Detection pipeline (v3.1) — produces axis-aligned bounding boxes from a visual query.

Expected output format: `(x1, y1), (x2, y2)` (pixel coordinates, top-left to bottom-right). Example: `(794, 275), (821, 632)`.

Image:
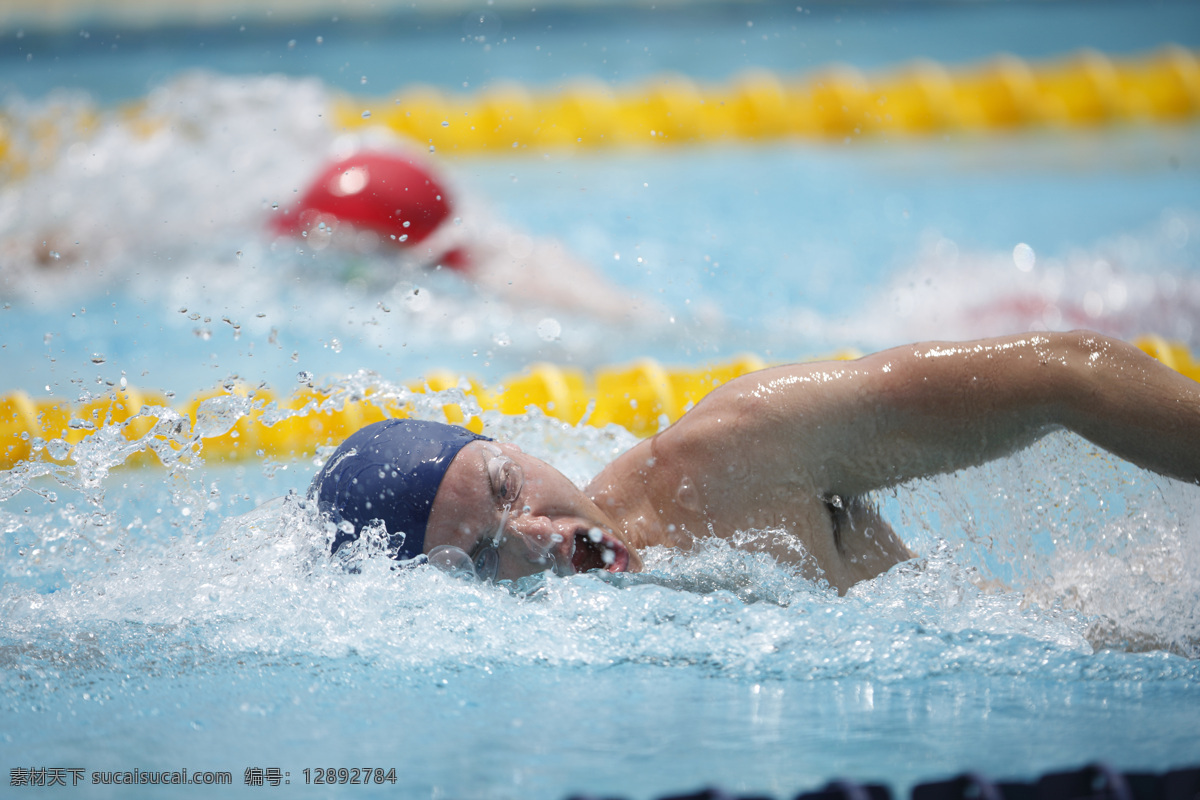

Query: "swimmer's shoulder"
(584, 432), (695, 551)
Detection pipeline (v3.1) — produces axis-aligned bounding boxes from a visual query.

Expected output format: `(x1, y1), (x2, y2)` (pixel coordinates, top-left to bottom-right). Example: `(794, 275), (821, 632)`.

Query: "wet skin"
(425, 331), (1200, 593)
(423, 441), (641, 582)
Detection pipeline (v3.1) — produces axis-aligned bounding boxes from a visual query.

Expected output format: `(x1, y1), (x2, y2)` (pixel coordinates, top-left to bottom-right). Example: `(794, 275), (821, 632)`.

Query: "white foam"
(3, 395), (1197, 686)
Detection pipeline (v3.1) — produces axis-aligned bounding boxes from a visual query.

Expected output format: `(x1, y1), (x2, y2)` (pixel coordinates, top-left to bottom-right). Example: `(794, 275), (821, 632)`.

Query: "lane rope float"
(1, 336), (1196, 470)
(1, 46), (1197, 183)
(332, 46), (1200, 152)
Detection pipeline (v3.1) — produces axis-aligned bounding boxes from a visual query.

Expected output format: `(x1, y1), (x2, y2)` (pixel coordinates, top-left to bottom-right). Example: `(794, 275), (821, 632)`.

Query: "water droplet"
(297, 370), (313, 384)
(536, 317), (561, 342)
(428, 145), (436, 153)
(442, 120), (449, 127)
(90, 353), (106, 364)
(46, 439), (71, 460)
(330, 339), (342, 353)
(287, 39), (297, 49)
(361, 110), (372, 119)
(1013, 242), (1035, 272)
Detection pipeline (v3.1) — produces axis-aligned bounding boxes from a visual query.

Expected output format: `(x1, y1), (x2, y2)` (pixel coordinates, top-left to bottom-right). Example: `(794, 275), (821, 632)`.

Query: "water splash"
(822, 210), (1200, 348)
(887, 432), (1200, 658)
(3, 390), (1198, 711)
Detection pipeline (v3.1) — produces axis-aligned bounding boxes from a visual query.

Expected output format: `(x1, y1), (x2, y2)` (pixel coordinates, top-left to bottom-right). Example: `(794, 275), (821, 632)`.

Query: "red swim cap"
(275, 151), (452, 248)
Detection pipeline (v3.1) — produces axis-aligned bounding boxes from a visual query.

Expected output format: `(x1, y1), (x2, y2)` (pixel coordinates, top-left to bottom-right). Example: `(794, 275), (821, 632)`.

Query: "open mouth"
(571, 528), (630, 574)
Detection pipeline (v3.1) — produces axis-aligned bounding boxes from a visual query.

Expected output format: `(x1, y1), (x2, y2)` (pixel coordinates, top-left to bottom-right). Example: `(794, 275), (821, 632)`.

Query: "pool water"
(2, 2), (1199, 798)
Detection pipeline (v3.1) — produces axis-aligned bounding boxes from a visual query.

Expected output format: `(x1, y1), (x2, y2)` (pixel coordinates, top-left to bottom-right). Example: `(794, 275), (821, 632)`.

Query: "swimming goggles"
(426, 448), (558, 582)
(426, 503), (508, 581)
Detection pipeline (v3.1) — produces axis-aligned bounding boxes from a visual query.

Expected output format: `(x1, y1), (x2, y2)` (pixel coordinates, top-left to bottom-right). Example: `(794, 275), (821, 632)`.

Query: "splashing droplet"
(46, 438), (72, 460)
(536, 318), (561, 342)
(1013, 242), (1036, 272)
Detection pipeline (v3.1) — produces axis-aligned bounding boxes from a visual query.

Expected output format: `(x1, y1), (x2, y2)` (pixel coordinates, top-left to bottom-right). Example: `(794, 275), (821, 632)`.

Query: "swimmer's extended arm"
(683, 330), (1200, 497)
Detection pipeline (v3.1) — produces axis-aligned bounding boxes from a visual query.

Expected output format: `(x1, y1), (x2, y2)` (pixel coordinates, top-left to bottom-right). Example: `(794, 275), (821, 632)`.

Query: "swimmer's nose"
(507, 513), (552, 545)
(506, 514), (571, 560)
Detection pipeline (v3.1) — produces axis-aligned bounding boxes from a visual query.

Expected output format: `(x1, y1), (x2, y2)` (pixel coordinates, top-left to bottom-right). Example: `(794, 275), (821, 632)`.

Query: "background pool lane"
(2, 1), (1199, 400)
(2, 122), (1198, 399)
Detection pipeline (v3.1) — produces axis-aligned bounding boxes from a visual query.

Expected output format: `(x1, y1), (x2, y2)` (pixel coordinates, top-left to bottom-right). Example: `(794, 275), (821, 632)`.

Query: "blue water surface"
(2, 2), (1199, 799)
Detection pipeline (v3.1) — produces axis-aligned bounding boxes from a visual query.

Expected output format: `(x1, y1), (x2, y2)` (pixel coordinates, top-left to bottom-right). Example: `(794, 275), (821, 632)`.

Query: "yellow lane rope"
(1, 47), (1197, 183)
(332, 46), (1200, 152)
(1, 336), (1197, 470)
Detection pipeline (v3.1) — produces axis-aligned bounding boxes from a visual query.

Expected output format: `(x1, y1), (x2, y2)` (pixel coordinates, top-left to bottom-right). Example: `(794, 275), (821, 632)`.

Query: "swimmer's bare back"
(586, 331), (1200, 593)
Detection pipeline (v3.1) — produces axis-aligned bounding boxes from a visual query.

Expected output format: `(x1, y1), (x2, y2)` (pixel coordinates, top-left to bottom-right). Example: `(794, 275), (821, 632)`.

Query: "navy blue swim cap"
(310, 418), (491, 560)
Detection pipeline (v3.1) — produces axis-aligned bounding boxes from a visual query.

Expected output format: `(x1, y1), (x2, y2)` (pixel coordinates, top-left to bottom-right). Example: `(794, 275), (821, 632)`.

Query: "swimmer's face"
(424, 441), (642, 582)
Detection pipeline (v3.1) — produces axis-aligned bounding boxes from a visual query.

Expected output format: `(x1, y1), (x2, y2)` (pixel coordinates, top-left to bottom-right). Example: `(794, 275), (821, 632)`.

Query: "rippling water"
(3, 381), (1198, 797)
(3, 8), (1200, 797)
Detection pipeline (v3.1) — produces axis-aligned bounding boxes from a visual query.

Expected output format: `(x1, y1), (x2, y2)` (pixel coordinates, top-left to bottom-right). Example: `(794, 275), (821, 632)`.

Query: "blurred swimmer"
(310, 330), (1200, 593)
(274, 150), (656, 322)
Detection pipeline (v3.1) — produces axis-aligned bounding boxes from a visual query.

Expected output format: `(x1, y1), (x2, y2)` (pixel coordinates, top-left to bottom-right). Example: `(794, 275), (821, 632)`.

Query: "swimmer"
(310, 330), (1200, 593)
(275, 150), (659, 322)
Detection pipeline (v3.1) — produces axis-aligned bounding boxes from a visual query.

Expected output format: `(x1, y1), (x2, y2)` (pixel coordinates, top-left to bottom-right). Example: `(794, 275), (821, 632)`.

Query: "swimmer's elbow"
(996, 329), (1121, 429)
(1046, 330), (1154, 423)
